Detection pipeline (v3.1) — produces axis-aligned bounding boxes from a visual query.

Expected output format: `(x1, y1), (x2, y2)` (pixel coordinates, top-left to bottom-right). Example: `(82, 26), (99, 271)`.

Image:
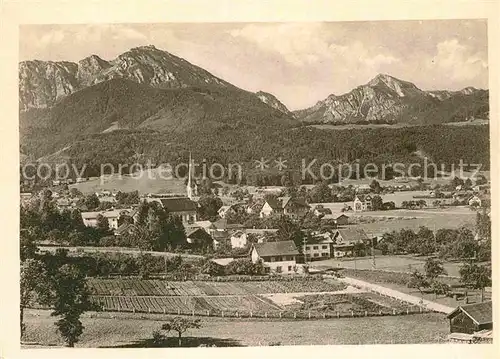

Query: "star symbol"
(254, 157), (269, 171)
(274, 157), (288, 171)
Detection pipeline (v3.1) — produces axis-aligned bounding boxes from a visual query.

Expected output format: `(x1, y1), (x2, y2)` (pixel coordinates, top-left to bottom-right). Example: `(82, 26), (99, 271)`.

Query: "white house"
(353, 195), (372, 212)
(81, 209), (129, 230)
(251, 240), (301, 274)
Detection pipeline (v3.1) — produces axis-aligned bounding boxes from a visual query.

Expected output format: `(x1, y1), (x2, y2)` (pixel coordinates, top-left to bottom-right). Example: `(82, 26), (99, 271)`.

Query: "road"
(332, 275), (454, 314)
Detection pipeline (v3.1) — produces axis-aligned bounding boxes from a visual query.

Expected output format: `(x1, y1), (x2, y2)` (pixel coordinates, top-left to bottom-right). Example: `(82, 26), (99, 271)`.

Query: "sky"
(19, 20), (488, 110)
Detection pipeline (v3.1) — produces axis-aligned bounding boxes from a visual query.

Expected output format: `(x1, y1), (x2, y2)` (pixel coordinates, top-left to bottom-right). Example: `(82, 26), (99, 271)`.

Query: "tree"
(371, 195), (384, 211)
(407, 270), (429, 299)
(51, 264), (95, 347)
(476, 210), (491, 241)
(20, 259), (52, 338)
(83, 193), (100, 211)
(276, 216), (304, 253)
(307, 181), (333, 203)
(197, 195), (223, 221)
(369, 179), (382, 194)
(416, 226), (436, 256)
(459, 263), (491, 302)
(96, 214), (111, 236)
(161, 317), (201, 347)
(464, 178), (473, 189)
(424, 258), (447, 280)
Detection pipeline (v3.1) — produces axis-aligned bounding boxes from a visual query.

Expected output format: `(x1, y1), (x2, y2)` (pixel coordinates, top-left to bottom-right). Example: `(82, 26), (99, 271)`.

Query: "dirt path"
(334, 276), (454, 314)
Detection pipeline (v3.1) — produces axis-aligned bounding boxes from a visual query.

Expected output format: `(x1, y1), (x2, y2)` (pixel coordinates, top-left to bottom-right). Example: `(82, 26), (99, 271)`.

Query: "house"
(251, 240), (300, 274)
(81, 209), (130, 230)
(303, 237), (333, 261)
(323, 213), (349, 226)
(259, 197), (282, 217)
(246, 200), (264, 214)
(447, 301), (492, 335)
(230, 230), (248, 248)
(279, 196), (310, 217)
(331, 228), (369, 257)
(156, 197), (198, 224)
(353, 195), (372, 212)
(312, 205), (332, 217)
(186, 227), (213, 250)
(259, 197), (309, 218)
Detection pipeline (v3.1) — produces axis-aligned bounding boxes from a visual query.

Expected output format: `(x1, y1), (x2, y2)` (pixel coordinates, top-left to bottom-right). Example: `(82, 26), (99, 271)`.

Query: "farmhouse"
(259, 196), (309, 218)
(331, 228), (369, 257)
(447, 301), (492, 336)
(353, 195), (372, 212)
(81, 209), (129, 230)
(251, 240), (300, 274)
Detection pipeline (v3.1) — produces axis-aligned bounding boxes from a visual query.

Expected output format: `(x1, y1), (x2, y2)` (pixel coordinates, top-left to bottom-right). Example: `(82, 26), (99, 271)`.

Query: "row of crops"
(87, 278), (347, 296)
(90, 295), (281, 313)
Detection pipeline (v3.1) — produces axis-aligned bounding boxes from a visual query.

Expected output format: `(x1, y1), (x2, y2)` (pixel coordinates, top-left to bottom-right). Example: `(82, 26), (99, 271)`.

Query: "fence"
(88, 297), (429, 320)
(89, 306), (429, 320)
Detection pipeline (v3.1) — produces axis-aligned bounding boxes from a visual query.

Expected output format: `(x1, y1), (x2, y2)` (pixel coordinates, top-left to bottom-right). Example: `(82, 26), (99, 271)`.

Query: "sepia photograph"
(2, 0), (497, 355)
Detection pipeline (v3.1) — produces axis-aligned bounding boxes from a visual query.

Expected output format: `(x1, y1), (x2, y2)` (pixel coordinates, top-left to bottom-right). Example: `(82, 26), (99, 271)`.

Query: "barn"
(447, 301), (492, 334)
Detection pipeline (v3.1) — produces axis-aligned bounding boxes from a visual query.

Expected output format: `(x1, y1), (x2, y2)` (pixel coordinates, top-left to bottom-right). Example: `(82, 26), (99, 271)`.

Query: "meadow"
(22, 309), (450, 347)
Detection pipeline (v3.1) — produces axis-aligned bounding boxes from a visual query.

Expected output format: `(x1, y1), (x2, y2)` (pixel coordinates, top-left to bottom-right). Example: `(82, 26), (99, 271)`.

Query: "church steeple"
(186, 152), (193, 200)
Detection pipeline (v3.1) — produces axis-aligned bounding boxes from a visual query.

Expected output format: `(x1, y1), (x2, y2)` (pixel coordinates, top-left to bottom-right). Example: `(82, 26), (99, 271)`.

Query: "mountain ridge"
(294, 73), (489, 124)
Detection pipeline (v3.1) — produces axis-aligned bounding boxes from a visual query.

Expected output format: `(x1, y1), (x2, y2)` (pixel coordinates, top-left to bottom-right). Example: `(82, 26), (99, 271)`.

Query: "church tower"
(186, 152), (193, 200)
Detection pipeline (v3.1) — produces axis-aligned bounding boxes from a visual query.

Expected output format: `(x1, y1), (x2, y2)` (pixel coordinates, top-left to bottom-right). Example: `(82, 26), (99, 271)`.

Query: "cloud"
(229, 23), (400, 71)
(429, 39), (488, 81)
(39, 30), (65, 46)
(75, 24), (147, 43)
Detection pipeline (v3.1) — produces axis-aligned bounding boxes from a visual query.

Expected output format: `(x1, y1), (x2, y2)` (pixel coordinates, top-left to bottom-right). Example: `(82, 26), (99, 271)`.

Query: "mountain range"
(19, 45), (489, 167)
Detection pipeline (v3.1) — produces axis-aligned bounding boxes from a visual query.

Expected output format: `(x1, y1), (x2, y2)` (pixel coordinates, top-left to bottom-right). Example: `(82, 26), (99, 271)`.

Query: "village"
(19, 158), (493, 346)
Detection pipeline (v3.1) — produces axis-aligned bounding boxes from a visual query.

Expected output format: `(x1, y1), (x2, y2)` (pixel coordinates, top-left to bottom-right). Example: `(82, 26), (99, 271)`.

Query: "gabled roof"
(323, 213), (349, 220)
(159, 197), (197, 212)
(81, 209), (127, 219)
(186, 227), (209, 238)
(335, 228), (369, 244)
(447, 301), (492, 325)
(355, 194), (372, 202)
(264, 197), (282, 210)
(253, 240), (299, 257)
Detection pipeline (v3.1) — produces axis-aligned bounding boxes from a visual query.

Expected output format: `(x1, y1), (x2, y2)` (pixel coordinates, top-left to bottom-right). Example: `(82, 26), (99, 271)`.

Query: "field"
(349, 207), (476, 238)
(87, 278), (347, 296)
(23, 309), (450, 347)
(87, 278), (353, 315)
(311, 255), (464, 277)
(69, 168), (186, 195)
(85, 278), (425, 317)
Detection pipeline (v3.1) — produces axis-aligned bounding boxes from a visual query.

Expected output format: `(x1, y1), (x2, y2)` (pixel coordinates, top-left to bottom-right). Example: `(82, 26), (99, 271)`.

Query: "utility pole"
(303, 236), (308, 265)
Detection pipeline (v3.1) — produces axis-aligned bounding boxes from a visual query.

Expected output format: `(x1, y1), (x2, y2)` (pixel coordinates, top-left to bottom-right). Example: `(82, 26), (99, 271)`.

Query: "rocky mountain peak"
(255, 91), (293, 116)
